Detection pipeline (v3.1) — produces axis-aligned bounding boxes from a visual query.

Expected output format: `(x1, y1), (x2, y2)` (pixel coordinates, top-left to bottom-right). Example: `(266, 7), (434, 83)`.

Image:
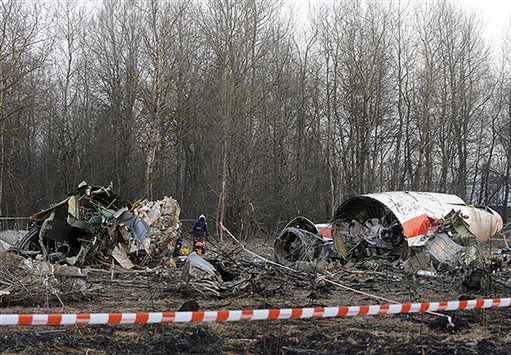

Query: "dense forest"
(0, 0), (511, 236)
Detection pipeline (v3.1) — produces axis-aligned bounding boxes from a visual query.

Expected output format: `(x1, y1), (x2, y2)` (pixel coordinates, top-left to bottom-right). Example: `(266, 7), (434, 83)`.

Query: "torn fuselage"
(331, 192), (502, 285)
(332, 192), (502, 247)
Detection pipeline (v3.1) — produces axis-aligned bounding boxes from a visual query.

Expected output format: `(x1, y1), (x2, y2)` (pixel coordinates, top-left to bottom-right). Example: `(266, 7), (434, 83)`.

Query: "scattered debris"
(0, 252), (87, 306)
(3, 185), (511, 355)
(11, 183), (180, 269)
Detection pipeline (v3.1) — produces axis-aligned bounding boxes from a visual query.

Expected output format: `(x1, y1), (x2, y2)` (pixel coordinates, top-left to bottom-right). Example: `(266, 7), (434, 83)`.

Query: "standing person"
(191, 214), (209, 255)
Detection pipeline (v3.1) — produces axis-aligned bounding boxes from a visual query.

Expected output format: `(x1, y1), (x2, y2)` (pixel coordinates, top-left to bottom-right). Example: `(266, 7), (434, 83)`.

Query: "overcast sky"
(289, 0), (511, 54)
(79, 0), (511, 56)
(460, 0), (511, 47)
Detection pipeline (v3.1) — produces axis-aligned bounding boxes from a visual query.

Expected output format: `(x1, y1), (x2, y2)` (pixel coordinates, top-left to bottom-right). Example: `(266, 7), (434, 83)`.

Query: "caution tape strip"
(1, 298), (509, 326)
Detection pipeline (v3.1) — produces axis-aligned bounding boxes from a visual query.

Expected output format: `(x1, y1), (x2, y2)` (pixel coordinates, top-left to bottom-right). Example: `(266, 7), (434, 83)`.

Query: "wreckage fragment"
(0, 230), (25, 252)
(180, 252), (252, 297)
(112, 243), (135, 269)
(332, 192), (502, 248)
(14, 183), (146, 267)
(330, 192), (503, 289)
(138, 196), (181, 257)
(274, 217), (329, 265)
(331, 192), (502, 256)
(12, 183), (181, 270)
(181, 252), (224, 297)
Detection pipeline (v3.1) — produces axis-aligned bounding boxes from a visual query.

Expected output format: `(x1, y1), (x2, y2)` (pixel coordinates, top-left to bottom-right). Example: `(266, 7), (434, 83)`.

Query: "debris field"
(1, 186), (511, 354)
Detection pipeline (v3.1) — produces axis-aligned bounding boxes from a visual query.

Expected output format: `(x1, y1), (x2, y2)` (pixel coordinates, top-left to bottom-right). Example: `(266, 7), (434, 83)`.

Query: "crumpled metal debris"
(13, 183), (144, 267)
(136, 196), (181, 257)
(332, 192), (502, 247)
(180, 252), (253, 298)
(181, 252), (225, 297)
(112, 243), (135, 270)
(0, 238), (11, 252)
(12, 183), (181, 270)
(274, 217), (330, 265)
(424, 233), (464, 265)
(403, 252), (435, 274)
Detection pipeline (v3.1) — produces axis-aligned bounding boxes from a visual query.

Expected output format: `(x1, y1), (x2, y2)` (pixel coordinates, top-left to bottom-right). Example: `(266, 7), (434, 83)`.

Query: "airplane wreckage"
(2, 185), (504, 295)
(274, 192), (503, 290)
(11, 183), (180, 269)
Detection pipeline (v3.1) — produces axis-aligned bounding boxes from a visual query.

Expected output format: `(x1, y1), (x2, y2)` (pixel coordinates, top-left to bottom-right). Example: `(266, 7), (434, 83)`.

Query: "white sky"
(459, 0), (511, 47)
(79, 0), (511, 46)
(290, 0), (511, 53)
(78, 0), (511, 56)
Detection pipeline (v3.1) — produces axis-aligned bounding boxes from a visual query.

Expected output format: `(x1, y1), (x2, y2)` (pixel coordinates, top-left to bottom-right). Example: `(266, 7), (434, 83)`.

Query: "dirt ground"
(2, 237), (511, 354)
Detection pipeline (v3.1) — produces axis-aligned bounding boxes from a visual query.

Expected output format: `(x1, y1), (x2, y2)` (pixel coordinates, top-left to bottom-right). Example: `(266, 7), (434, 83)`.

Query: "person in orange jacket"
(191, 214), (209, 255)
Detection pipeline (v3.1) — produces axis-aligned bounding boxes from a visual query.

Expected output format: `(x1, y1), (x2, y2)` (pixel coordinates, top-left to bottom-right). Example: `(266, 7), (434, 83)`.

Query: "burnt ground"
(2, 237), (511, 354)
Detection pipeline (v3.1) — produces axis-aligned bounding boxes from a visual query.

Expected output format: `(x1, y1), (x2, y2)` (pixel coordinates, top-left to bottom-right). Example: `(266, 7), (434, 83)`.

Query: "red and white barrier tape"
(1, 298), (509, 326)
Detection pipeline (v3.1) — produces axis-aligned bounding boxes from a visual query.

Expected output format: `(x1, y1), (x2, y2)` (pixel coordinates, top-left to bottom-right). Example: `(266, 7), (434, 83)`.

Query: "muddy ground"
(2, 237), (511, 354)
